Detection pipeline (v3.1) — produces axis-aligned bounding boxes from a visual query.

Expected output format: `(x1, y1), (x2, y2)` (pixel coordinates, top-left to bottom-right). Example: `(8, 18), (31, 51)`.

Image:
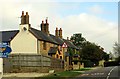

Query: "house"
(0, 30), (18, 44)
(49, 28), (79, 60)
(0, 11), (79, 67)
(49, 28), (65, 59)
(0, 11), (81, 71)
(11, 11), (58, 55)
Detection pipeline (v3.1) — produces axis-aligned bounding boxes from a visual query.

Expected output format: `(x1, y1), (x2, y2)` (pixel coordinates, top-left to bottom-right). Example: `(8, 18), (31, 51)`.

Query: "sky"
(0, 0), (118, 53)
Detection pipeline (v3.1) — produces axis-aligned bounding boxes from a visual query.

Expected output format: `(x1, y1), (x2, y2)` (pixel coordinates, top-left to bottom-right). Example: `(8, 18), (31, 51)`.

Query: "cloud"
(0, 1), (56, 31)
(0, 1), (118, 52)
(88, 5), (104, 14)
(53, 13), (118, 52)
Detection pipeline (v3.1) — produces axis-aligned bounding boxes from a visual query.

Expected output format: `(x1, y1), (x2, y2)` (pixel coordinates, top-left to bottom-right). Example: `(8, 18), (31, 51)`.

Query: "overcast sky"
(0, 0), (118, 53)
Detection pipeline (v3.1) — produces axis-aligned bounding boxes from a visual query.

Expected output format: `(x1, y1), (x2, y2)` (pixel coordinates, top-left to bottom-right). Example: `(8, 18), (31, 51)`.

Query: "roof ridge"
(30, 27), (40, 31)
(30, 28), (58, 44)
(0, 30), (19, 32)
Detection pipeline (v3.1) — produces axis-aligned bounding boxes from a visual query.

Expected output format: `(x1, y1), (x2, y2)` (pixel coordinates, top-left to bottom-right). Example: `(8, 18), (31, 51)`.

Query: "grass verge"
(73, 68), (92, 71)
(35, 71), (81, 79)
(34, 68), (92, 79)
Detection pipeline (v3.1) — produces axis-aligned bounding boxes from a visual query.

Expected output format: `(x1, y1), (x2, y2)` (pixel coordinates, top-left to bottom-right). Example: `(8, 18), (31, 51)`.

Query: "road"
(2, 66), (119, 79)
(73, 66), (119, 79)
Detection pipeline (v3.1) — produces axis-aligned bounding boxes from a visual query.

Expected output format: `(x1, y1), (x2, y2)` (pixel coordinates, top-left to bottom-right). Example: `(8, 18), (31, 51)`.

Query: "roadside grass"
(34, 71), (81, 79)
(34, 68), (92, 79)
(73, 68), (92, 71)
(47, 70), (82, 77)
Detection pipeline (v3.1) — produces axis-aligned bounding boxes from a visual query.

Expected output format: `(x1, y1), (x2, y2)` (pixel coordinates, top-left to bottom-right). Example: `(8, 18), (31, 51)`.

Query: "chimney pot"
(45, 18), (49, 35)
(41, 20), (44, 32)
(45, 17), (49, 24)
(26, 12), (28, 15)
(46, 19), (48, 23)
(42, 20), (44, 24)
(55, 27), (59, 37)
(22, 11), (24, 16)
(20, 11), (30, 25)
(60, 28), (62, 30)
(21, 11), (25, 24)
(56, 27), (58, 30)
(25, 12), (29, 24)
(59, 28), (62, 38)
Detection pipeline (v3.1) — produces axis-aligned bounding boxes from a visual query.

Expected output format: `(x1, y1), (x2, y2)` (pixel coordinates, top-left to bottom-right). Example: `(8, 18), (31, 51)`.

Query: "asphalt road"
(2, 66), (120, 79)
(73, 66), (120, 79)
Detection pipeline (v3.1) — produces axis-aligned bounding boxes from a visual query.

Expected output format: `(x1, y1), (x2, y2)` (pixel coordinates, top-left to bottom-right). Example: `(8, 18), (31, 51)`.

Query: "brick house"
(0, 11), (78, 64)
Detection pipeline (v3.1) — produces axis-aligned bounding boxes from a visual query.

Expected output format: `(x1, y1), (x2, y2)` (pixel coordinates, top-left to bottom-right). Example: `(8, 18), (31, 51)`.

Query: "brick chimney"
(20, 11), (29, 25)
(25, 12), (29, 24)
(41, 20), (45, 32)
(40, 18), (49, 35)
(59, 28), (62, 38)
(21, 11), (25, 24)
(55, 27), (59, 37)
(45, 18), (49, 35)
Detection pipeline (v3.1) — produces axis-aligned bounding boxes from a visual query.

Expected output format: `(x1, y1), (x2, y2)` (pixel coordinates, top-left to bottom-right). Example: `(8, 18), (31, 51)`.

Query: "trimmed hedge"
(104, 61), (119, 67)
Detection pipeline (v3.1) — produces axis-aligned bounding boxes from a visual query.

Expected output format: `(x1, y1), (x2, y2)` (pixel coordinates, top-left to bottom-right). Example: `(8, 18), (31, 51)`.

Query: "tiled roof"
(65, 52), (70, 56)
(48, 47), (58, 54)
(0, 30), (19, 42)
(0, 28), (58, 44)
(50, 34), (78, 49)
(63, 39), (78, 49)
(0, 28), (78, 50)
(50, 34), (64, 46)
(29, 28), (58, 44)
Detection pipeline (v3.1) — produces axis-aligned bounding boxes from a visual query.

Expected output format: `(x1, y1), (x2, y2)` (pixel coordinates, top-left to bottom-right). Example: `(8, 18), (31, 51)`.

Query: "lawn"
(48, 70), (82, 77)
(34, 68), (92, 79)
(35, 71), (81, 79)
(73, 68), (92, 71)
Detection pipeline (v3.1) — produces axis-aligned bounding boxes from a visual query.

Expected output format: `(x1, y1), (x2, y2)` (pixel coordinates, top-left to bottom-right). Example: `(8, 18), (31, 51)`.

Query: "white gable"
(11, 25), (38, 54)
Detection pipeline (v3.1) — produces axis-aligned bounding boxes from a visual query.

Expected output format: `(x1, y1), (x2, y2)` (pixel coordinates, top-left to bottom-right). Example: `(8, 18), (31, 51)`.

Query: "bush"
(82, 60), (94, 67)
(104, 61), (119, 67)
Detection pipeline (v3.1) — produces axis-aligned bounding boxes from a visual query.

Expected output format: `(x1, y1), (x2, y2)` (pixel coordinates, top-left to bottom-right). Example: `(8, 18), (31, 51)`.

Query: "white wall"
(11, 25), (38, 54)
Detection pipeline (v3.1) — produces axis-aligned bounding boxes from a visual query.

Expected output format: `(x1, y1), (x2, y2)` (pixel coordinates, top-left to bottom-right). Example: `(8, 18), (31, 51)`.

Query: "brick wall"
(39, 41), (55, 56)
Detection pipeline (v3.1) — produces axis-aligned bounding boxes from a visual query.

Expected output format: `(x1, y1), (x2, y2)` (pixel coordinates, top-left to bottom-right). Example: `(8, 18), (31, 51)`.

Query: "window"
(43, 41), (46, 50)
(56, 54), (59, 58)
(74, 61), (77, 65)
(60, 56), (62, 59)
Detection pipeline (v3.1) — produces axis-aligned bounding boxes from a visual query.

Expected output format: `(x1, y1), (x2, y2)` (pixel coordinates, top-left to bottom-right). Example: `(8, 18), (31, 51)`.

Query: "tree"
(70, 33), (107, 66)
(70, 33), (86, 48)
(113, 42), (120, 57)
(70, 33), (86, 60)
(81, 42), (105, 65)
(102, 52), (109, 61)
(67, 48), (74, 65)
